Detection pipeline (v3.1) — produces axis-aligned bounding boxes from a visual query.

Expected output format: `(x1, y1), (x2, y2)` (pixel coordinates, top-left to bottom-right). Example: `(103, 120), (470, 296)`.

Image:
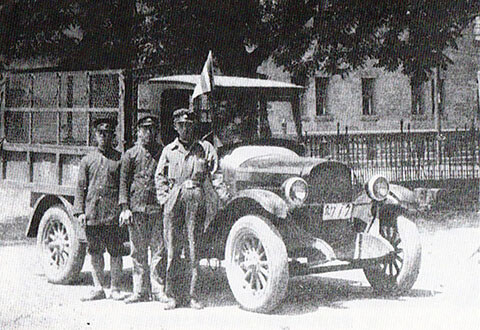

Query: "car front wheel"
(363, 215), (422, 294)
(225, 215), (288, 313)
(37, 205), (86, 284)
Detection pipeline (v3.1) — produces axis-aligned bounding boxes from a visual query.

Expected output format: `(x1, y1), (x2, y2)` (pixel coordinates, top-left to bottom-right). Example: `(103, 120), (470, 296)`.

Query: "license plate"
(323, 203), (353, 220)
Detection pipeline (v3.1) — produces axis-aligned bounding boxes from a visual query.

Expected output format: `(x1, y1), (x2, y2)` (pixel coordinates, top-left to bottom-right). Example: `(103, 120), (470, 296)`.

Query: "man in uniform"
(119, 113), (167, 304)
(155, 108), (219, 310)
(74, 117), (125, 301)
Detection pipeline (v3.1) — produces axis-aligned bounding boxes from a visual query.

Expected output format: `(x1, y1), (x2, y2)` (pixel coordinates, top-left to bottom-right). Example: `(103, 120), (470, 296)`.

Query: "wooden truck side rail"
(0, 69), (135, 242)
(0, 69), (132, 196)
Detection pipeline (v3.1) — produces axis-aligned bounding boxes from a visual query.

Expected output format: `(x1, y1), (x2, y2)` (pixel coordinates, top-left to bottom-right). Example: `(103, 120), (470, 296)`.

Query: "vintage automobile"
(0, 69), (420, 313)
(150, 75), (422, 313)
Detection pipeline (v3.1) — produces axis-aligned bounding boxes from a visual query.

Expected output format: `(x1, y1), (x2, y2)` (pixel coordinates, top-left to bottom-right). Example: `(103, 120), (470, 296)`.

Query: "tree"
(1, 0), (480, 84)
(0, 0), (279, 75)
(270, 0), (480, 84)
(142, 0), (278, 76)
(0, 1), (77, 69)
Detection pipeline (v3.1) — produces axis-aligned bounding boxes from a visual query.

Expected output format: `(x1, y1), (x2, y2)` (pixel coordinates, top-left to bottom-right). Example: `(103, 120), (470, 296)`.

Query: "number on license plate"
(323, 203), (353, 220)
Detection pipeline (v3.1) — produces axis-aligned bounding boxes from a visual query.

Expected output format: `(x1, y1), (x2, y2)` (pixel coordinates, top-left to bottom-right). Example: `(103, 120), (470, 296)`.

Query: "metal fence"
(305, 128), (480, 188)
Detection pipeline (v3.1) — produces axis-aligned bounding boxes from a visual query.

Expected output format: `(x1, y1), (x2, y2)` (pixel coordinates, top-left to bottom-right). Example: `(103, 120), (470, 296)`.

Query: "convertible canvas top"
(149, 74), (303, 90)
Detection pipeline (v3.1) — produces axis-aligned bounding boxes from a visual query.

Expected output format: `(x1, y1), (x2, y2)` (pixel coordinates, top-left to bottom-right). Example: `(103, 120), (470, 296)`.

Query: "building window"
(411, 81), (425, 115)
(362, 78), (375, 115)
(315, 77), (329, 116)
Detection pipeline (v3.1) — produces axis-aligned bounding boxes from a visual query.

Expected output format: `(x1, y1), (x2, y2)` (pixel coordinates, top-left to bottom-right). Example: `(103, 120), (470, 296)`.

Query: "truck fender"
(227, 189), (288, 219)
(26, 195), (84, 240)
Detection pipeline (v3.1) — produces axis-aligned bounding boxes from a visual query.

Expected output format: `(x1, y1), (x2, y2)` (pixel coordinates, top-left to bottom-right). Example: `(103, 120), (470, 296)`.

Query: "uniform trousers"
(164, 186), (205, 301)
(85, 225), (127, 258)
(128, 212), (166, 296)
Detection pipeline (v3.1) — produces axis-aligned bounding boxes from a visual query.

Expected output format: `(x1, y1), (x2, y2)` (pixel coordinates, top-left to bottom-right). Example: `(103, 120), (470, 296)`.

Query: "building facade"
(258, 24), (480, 136)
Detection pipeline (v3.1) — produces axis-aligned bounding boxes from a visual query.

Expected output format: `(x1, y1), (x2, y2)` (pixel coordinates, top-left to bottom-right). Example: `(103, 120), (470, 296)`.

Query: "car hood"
(239, 155), (330, 176)
(220, 146), (331, 177)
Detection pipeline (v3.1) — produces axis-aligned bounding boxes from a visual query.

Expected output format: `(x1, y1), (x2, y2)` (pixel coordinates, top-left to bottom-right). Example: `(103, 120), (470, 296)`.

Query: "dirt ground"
(0, 190), (479, 330)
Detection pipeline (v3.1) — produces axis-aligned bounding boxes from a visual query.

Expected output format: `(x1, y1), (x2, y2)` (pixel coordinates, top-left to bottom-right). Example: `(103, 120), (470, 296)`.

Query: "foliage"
(271, 0), (480, 83)
(1, 0), (480, 83)
(0, 0), (277, 75)
(141, 0), (277, 76)
(0, 1), (76, 69)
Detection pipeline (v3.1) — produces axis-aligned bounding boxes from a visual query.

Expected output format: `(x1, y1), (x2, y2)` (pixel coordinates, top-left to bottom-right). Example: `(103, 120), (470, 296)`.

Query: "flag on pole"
(192, 51), (214, 100)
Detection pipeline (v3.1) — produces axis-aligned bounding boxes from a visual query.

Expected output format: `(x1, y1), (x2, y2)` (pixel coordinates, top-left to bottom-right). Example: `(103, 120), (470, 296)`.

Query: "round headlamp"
(365, 174), (389, 201)
(283, 177), (308, 205)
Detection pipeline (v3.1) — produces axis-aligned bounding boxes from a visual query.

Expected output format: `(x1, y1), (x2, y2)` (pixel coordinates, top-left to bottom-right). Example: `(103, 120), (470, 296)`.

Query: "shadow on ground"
(0, 216), (30, 245)
(196, 270), (439, 314)
(72, 269), (133, 290)
(70, 265), (440, 314)
(276, 276), (439, 315)
(416, 210), (480, 233)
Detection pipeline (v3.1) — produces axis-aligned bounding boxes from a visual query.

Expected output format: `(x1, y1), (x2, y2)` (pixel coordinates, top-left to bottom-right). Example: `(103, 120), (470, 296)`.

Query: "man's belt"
(182, 179), (203, 189)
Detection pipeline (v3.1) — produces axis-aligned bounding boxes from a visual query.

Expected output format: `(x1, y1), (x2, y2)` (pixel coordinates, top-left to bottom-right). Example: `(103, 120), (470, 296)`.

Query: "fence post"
(336, 122), (340, 159)
(345, 126), (349, 163)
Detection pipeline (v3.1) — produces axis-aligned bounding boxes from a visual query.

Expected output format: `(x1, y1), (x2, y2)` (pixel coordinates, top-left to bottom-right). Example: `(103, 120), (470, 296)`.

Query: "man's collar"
(136, 140), (159, 152)
(171, 138), (183, 151)
(171, 137), (196, 152)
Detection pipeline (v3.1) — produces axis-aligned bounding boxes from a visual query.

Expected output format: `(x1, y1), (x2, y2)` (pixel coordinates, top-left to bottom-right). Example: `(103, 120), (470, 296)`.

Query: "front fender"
(386, 184), (419, 211)
(228, 189), (288, 219)
(353, 184), (418, 224)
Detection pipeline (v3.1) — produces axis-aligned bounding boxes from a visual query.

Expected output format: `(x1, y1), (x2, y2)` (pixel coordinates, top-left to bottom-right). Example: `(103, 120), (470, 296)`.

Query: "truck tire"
(37, 205), (86, 284)
(363, 215), (422, 294)
(225, 215), (288, 313)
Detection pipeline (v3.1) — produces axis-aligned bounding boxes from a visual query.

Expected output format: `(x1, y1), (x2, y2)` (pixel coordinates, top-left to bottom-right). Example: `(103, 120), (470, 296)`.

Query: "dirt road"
(1, 212), (479, 330)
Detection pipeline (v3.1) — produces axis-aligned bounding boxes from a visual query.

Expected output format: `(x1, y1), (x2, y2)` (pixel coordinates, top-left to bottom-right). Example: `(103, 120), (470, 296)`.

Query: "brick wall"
(258, 24), (480, 136)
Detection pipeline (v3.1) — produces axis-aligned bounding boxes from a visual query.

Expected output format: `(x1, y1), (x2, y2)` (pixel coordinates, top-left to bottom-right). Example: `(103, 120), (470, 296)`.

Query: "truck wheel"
(363, 215), (422, 294)
(225, 215), (288, 313)
(37, 205), (86, 284)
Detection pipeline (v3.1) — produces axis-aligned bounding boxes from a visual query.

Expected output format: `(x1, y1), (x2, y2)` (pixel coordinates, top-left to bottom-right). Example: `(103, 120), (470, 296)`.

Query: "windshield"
(196, 95), (294, 146)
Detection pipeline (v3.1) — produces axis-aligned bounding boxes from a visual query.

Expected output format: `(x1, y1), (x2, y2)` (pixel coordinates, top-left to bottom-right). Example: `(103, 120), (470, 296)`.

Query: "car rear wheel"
(363, 215), (421, 294)
(37, 205), (86, 284)
(225, 215), (288, 313)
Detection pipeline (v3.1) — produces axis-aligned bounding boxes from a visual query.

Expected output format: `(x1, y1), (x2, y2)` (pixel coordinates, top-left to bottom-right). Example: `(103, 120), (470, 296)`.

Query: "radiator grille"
(305, 162), (353, 204)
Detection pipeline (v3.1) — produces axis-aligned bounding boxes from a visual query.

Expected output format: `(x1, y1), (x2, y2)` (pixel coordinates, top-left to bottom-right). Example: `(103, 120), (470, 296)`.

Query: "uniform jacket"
(119, 142), (163, 214)
(73, 147), (122, 226)
(155, 138), (219, 230)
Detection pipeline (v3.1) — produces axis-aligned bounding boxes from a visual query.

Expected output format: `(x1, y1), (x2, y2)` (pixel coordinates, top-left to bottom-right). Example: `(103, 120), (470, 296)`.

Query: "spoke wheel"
(225, 215), (288, 313)
(378, 225), (404, 279)
(42, 219), (71, 268)
(37, 205), (86, 284)
(234, 233), (270, 296)
(364, 215), (421, 294)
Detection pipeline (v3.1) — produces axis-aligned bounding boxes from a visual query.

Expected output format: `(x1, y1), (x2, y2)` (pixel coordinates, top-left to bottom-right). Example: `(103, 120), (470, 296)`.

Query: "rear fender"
(26, 195), (85, 241)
